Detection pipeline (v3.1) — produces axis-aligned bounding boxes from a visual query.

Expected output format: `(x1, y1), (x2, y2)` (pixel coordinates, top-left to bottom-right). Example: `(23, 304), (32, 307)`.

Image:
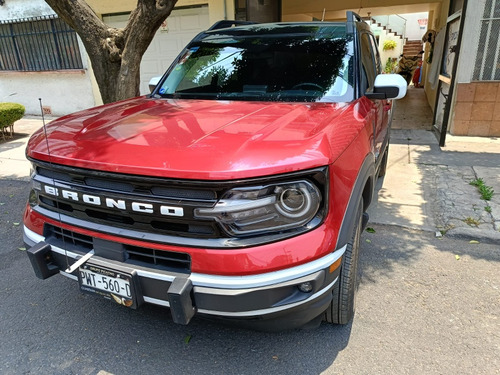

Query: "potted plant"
(383, 40), (397, 51)
(384, 57), (397, 73)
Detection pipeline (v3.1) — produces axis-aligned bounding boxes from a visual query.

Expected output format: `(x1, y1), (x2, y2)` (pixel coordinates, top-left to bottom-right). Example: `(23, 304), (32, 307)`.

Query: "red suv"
(24, 12), (406, 330)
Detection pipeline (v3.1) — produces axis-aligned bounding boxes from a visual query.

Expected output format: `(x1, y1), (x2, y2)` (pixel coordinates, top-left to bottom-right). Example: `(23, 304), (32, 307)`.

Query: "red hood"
(27, 97), (360, 179)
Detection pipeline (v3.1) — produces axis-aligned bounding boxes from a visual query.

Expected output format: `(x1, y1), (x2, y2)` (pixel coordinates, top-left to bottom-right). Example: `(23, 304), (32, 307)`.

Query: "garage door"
(103, 6), (210, 94)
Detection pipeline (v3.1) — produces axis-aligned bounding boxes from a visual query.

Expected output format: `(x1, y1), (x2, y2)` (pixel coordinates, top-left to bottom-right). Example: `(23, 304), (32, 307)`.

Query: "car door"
(360, 32), (388, 161)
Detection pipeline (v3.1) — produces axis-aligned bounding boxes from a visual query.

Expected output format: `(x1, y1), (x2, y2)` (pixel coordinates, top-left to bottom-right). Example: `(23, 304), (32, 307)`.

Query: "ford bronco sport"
(24, 12), (406, 330)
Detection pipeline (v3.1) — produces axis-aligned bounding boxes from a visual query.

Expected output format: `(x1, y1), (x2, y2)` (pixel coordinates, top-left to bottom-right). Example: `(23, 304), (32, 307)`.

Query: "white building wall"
(0, 0), (96, 116)
(399, 12), (429, 41)
(0, 0), (55, 19)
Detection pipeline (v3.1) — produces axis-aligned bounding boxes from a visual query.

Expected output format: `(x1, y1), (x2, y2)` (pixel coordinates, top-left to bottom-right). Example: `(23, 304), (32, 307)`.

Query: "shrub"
(383, 40), (397, 51)
(0, 102), (25, 138)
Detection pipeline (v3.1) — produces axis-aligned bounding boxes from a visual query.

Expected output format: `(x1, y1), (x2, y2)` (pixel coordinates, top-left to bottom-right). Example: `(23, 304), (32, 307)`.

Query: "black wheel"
(325, 201), (363, 324)
(378, 148), (388, 178)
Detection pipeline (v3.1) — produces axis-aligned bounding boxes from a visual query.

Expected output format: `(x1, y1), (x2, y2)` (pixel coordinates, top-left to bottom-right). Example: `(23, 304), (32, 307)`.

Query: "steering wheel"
(291, 83), (324, 91)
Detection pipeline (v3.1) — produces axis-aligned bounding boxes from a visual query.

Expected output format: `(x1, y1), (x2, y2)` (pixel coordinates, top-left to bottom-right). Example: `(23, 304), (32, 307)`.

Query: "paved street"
(1, 178), (499, 375)
(1, 106), (499, 374)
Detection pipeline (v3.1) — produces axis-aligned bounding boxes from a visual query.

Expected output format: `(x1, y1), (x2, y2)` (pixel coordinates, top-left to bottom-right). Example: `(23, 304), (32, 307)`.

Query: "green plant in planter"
(0, 102), (25, 140)
(384, 57), (397, 73)
(383, 40), (397, 51)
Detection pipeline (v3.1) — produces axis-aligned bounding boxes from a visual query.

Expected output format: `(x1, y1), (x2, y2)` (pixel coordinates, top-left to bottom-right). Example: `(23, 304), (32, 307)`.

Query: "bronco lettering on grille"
(43, 184), (184, 217)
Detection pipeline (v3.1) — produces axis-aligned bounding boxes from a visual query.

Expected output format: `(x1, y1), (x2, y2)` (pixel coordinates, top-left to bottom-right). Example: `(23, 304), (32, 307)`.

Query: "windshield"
(155, 24), (354, 103)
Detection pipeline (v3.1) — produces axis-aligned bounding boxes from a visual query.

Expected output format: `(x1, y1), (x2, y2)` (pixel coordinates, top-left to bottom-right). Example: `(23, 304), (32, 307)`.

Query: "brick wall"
(451, 82), (500, 136)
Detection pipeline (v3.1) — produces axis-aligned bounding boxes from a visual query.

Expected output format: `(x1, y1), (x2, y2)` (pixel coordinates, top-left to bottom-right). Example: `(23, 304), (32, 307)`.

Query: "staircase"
(403, 40), (423, 56)
(369, 15), (406, 40)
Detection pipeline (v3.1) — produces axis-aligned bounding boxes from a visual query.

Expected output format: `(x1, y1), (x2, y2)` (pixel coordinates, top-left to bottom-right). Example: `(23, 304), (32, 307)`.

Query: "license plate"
(78, 263), (136, 308)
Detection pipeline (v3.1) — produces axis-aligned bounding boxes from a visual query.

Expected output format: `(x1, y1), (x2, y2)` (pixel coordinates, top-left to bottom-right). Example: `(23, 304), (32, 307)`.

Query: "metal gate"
(432, 0), (469, 146)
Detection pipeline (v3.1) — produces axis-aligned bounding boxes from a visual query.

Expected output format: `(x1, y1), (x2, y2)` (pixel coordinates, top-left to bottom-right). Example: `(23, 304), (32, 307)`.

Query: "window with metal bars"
(473, 0), (500, 81)
(0, 15), (83, 72)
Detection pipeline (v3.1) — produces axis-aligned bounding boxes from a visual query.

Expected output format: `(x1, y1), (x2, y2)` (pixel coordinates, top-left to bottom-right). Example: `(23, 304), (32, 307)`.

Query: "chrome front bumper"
(24, 226), (344, 329)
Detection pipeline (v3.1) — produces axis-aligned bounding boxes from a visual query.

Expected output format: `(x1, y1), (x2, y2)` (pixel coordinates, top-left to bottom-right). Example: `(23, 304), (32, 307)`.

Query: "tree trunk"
(44, 0), (178, 104)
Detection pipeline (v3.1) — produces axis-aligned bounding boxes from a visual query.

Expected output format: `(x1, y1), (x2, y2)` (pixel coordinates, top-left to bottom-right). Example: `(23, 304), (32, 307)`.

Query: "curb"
(367, 221), (436, 234)
(445, 227), (500, 245)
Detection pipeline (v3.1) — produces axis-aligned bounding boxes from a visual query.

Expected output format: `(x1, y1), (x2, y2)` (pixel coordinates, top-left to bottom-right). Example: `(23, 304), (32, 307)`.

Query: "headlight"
(29, 172), (42, 207)
(28, 189), (38, 207)
(195, 180), (321, 236)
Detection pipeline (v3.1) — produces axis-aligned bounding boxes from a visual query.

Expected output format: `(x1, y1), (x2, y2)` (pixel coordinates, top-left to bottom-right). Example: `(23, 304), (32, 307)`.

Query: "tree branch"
(44, 0), (107, 42)
(123, 0), (177, 56)
(44, 0), (179, 102)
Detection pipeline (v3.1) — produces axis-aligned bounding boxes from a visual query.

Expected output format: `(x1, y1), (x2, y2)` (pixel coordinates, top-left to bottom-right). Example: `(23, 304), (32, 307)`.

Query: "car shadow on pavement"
(2, 271), (354, 375)
(2, 181), (352, 375)
(370, 133), (500, 247)
(4, 180), (500, 374)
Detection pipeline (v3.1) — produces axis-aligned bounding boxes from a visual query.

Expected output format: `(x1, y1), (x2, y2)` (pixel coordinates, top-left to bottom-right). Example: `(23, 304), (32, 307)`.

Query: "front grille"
(126, 245), (190, 272)
(47, 225), (93, 251)
(37, 166), (217, 200)
(44, 224), (191, 273)
(34, 163), (221, 239)
(30, 160), (328, 248)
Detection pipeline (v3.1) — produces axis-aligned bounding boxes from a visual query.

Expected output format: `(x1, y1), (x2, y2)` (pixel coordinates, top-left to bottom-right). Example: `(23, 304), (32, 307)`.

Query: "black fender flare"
(334, 154), (375, 251)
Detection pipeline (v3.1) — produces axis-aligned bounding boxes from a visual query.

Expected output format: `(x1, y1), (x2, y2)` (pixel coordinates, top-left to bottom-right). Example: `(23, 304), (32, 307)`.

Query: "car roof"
(198, 22), (347, 41)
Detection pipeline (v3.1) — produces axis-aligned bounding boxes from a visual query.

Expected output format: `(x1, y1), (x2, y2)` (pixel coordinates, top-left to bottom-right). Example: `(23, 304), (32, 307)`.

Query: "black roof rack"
(207, 20), (258, 31)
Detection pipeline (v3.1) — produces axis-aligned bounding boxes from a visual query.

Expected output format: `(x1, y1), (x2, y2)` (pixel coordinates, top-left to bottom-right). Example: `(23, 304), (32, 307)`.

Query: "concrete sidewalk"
(368, 129), (500, 244)
(0, 116), (52, 181)
(1, 116), (500, 243)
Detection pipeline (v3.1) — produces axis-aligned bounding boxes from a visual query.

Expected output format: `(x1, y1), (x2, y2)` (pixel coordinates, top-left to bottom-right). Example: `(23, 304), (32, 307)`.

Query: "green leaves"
(469, 178), (483, 187)
(470, 178), (494, 200)
(0, 102), (25, 129)
(365, 227), (376, 233)
(479, 185), (494, 201)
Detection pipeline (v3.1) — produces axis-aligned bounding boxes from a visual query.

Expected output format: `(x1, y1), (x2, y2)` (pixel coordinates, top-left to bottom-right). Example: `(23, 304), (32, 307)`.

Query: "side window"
(360, 33), (377, 91)
(369, 34), (382, 74)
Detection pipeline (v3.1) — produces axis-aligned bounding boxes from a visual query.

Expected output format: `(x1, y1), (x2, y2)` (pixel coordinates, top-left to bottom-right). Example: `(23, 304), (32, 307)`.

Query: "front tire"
(325, 200), (363, 324)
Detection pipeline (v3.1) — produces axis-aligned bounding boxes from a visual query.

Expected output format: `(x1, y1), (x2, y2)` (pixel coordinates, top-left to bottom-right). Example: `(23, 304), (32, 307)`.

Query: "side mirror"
(365, 74), (408, 100)
(149, 76), (162, 93)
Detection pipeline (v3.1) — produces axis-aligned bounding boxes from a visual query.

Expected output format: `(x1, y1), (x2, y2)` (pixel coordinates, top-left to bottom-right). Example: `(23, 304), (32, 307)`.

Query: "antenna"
(39, 99), (52, 161)
(38, 99), (95, 273)
(321, 8), (326, 22)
